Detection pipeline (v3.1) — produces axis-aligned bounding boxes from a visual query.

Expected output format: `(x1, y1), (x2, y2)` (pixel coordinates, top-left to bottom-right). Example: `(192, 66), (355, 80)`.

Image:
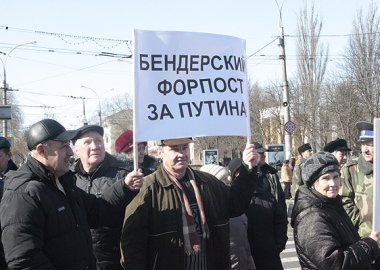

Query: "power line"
(247, 38), (278, 59)
(15, 59), (118, 85)
(15, 89), (86, 99)
(17, 105), (55, 108)
(287, 32), (380, 38)
(0, 25), (132, 48)
(0, 42), (132, 58)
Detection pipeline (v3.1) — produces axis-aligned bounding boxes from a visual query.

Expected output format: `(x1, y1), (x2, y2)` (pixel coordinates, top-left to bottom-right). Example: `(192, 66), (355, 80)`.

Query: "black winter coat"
(0, 159), (18, 270)
(114, 153), (158, 177)
(246, 188), (288, 270)
(0, 156), (134, 270)
(291, 185), (380, 270)
(258, 163), (287, 215)
(75, 153), (137, 270)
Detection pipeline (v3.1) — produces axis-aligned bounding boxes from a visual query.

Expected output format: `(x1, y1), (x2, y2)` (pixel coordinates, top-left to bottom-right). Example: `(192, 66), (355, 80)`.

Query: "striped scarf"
(163, 167), (209, 254)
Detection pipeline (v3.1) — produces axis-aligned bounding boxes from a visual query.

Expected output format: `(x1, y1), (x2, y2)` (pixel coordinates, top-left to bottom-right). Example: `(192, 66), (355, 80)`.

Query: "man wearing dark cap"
(253, 142), (287, 213)
(121, 138), (259, 270)
(0, 119), (140, 269)
(323, 138), (351, 167)
(340, 121), (374, 237)
(73, 125), (142, 270)
(291, 143), (313, 196)
(229, 157), (287, 270)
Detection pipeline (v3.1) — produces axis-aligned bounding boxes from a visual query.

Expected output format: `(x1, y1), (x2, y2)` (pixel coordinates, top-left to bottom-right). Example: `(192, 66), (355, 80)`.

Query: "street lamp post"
(81, 85), (102, 126)
(0, 41), (37, 136)
(275, 0), (292, 160)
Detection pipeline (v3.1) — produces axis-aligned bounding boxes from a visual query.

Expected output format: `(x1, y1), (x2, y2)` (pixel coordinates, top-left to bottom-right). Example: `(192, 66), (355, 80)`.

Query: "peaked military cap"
(356, 121), (373, 142)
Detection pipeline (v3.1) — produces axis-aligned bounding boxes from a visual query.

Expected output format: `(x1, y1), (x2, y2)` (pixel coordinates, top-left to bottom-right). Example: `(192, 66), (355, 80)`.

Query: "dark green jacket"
(121, 163), (257, 270)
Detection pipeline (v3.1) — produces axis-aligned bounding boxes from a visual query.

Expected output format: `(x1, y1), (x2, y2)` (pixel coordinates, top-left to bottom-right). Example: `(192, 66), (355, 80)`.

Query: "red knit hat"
(115, 130), (146, 153)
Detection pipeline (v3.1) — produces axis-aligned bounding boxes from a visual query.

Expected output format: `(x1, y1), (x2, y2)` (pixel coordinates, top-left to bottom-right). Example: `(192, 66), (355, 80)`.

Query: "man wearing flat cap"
(340, 121), (374, 237)
(253, 142), (286, 213)
(0, 119), (141, 269)
(121, 138), (260, 270)
(323, 138), (351, 167)
(291, 143), (313, 196)
(73, 125), (143, 270)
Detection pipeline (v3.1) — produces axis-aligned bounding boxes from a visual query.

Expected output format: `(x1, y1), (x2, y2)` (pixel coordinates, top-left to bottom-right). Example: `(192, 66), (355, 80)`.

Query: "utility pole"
(2, 73), (7, 137)
(80, 85), (102, 126)
(68, 95), (88, 126)
(276, 0), (292, 160)
(0, 41), (37, 137)
(82, 98), (88, 126)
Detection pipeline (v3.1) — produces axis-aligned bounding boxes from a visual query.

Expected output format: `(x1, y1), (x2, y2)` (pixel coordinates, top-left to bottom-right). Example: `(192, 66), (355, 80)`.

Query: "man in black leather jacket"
(73, 125), (143, 270)
(0, 119), (142, 270)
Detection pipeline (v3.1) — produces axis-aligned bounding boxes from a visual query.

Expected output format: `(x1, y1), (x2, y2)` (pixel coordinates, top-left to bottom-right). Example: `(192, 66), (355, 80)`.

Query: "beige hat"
(200, 164), (229, 185)
(160, 138), (194, 146)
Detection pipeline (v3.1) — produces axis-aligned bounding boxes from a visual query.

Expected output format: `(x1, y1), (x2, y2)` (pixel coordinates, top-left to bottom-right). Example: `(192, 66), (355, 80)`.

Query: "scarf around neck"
(163, 167), (209, 254)
(358, 155), (373, 175)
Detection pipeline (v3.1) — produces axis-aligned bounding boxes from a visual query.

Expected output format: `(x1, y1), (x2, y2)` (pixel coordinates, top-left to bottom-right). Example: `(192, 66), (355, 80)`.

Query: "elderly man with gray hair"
(0, 119), (141, 270)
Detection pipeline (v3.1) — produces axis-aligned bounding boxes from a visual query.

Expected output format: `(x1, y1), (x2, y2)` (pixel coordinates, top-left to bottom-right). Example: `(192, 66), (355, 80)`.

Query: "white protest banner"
(133, 30), (251, 142)
(373, 118), (380, 231)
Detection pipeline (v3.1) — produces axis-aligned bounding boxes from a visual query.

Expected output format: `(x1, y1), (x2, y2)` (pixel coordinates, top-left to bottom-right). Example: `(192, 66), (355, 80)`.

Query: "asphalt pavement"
(281, 199), (301, 270)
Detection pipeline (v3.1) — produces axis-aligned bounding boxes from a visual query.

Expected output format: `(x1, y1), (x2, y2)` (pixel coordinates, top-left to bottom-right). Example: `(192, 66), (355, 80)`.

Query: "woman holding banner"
(291, 151), (380, 270)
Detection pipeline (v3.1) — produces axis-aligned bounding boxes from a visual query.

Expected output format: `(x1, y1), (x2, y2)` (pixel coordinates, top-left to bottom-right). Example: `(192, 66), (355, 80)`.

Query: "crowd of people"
(0, 118), (378, 270)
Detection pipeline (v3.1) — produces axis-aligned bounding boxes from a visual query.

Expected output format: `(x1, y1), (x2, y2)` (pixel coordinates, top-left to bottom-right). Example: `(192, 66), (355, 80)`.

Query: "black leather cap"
(73, 125), (104, 140)
(27, 119), (78, 150)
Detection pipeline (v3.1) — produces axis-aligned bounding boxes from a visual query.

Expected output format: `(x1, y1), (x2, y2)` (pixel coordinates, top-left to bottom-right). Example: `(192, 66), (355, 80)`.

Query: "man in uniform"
(291, 143), (313, 196)
(340, 121), (373, 237)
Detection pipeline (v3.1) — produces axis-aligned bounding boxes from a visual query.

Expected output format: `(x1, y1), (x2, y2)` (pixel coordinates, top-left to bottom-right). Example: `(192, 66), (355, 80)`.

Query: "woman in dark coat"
(291, 151), (380, 270)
